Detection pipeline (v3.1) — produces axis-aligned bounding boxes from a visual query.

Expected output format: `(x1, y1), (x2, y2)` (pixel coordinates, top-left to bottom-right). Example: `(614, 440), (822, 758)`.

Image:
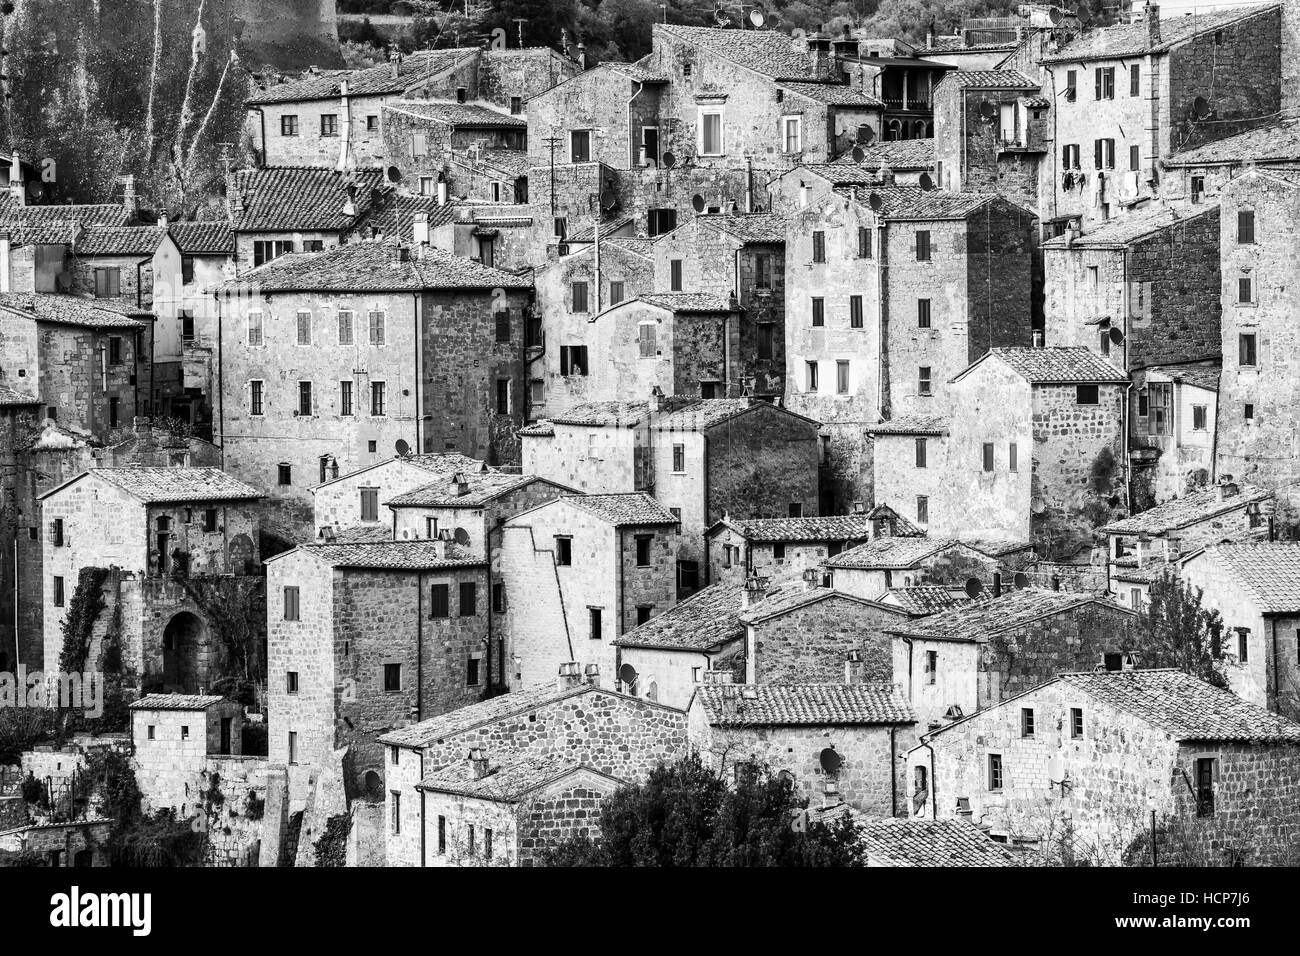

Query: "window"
(390, 791), (400, 834)
(368, 310), (386, 346)
(367, 115), (380, 131)
(320, 113), (338, 137)
(178, 310), (196, 345)
(181, 254), (196, 285)
(53, 575), (65, 607)
(340, 380), (353, 417)
(1238, 332), (1257, 367)
(589, 607), (603, 640)
(288, 732), (298, 765)
(492, 583), (506, 613)
(608, 280), (625, 305)
(788, 502), (803, 518)
(918, 366), (932, 396)
(384, 663), (401, 692)
(805, 361), (818, 392)
(925, 649), (937, 685)
(982, 442), (995, 472)
(782, 115), (802, 153)
(370, 382), (386, 416)
(93, 267), (120, 299)
(647, 208), (677, 236)
(283, 586), (300, 621)
(359, 488), (379, 523)
(570, 129), (591, 163)
(1238, 274), (1254, 304)
(916, 495), (929, 524)
(915, 437), (927, 468)
(298, 381), (313, 417)
(560, 345), (589, 376)
(250, 380), (264, 416)
(430, 583), (450, 618)
(467, 825), (476, 856)
(849, 295), (863, 329)
(670, 259), (683, 291)
(1129, 144), (1140, 171)
(1130, 63), (1140, 96)
(286, 671), (299, 694)
(147, 725), (155, 740)
(699, 110), (723, 155)
(245, 309), (264, 347)
(280, 114), (298, 136)
(496, 378), (511, 415)
(635, 535), (653, 567)
(1237, 208), (1255, 244)
(203, 508), (218, 533)
(437, 816), (446, 854)
(278, 463), (291, 486)
(1021, 708), (1035, 737)
(108, 397), (120, 429)
(836, 360), (849, 394)
(672, 443), (686, 473)
(857, 226), (872, 259)
(916, 230), (931, 261)
(466, 656), (480, 687)
(180, 725), (190, 741)
(494, 310), (511, 343)
(1009, 442), (1018, 472)
(669, 507), (681, 531)
(1237, 627), (1250, 663)
(1094, 66), (1114, 100)
(1192, 404), (1208, 431)
(1071, 707), (1084, 738)
(757, 322), (775, 360)
(812, 231), (826, 263)
(1147, 382), (1172, 435)
(555, 536), (573, 566)
(571, 280), (589, 313)
(917, 298), (931, 329)
(1062, 143), (1080, 169)
(1076, 384), (1099, 405)
(811, 297), (824, 327)
(988, 753), (1003, 791)
(411, 132), (428, 157)
(1094, 138), (1115, 169)
(1195, 757), (1216, 817)
(638, 323), (656, 358)
(252, 240), (291, 268)
(510, 96), (522, 115)
(1066, 69), (1077, 97)
(425, 517), (439, 540)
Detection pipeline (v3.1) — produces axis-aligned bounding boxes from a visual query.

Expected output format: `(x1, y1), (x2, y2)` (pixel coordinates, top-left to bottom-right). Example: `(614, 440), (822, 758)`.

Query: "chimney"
(807, 34), (832, 78)
(451, 471), (470, 496)
(844, 649), (866, 685)
(8, 154), (25, 206)
(577, 42), (587, 71)
(701, 668), (734, 686)
(926, 18), (935, 49)
(649, 384), (665, 412)
(956, 796), (973, 819)
(394, 245), (411, 264)
(1147, 3), (1160, 47)
(1216, 478), (1239, 501)
(831, 24), (856, 71)
(584, 663), (600, 687)
(157, 214), (168, 230)
(412, 211), (430, 247)
(992, 572), (1002, 597)
(1051, 574), (1061, 591)
(802, 567), (822, 591)
(822, 779), (841, 807)
(741, 573), (769, 607)
(434, 528), (453, 559)
(436, 175), (448, 206)
(556, 660), (583, 690)
(852, 501), (865, 514)
(468, 746), (490, 779)
(120, 175), (138, 219)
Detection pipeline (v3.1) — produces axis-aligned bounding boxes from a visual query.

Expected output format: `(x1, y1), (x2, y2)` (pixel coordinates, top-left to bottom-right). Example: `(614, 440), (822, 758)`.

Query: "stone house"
(130, 693), (245, 802)
(382, 101), (526, 198)
(887, 587), (1139, 730)
(826, 536), (1002, 599)
(1127, 360), (1220, 506)
(519, 400), (652, 495)
(767, 140), (935, 215)
(704, 508), (919, 587)
(783, 187), (1035, 510)
(447, 146), (531, 206)
(946, 347), (1128, 555)
(1162, 120), (1300, 207)
(434, 203), (539, 273)
(857, 817), (1023, 866)
(498, 492), (679, 688)
(39, 467), (264, 697)
(414, 751), (623, 867)
(1180, 542), (1300, 720)
(908, 669), (1300, 865)
(1215, 168), (1300, 524)
(264, 538), (491, 804)
(688, 681), (916, 814)
(866, 414), (951, 532)
(214, 239), (532, 540)
(311, 453), (489, 539)
(1100, 480), (1272, 598)
(0, 387), (40, 670)
(0, 199), (132, 294)
(1039, 4), (1282, 232)
(379, 665), (688, 866)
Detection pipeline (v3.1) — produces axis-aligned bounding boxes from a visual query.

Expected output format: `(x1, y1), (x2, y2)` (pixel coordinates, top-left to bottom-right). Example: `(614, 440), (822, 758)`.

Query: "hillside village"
(4, 1), (1300, 868)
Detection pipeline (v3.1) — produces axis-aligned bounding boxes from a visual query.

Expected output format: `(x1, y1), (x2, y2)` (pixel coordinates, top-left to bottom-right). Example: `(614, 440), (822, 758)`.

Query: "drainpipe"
(616, 527), (625, 639)
(901, 635), (914, 701)
(919, 739), (938, 818)
(1270, 617), (1279, 712)
(412, 293), (422, 453)
(627, 81), (645, 169)
(889, 725), (898, 816)
(216, 292), (226, 469)
(337, 79), (352, 172)
(745, 154), (754, 213)
(415, 571), (424, 721)
(877, 220), (890, 419)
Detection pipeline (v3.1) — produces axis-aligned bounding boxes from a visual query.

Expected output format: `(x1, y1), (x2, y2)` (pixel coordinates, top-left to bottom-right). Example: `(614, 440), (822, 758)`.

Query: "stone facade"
(746, 589), (903, 686)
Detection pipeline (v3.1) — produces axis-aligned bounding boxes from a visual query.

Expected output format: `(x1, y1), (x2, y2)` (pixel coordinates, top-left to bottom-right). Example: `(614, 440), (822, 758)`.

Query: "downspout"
(617, 528), (625, 638)
(216, 292), (225, 468)
(889, 725), (898, 817)
(12, 536), (19, 669)
(416, 571), (424, 720)
(1270, 617), (1279, 712)
(413, 293), (422, 452)
(919, 738), (938, 819)
(1121, 255), (1134, 515)
(627, 81), (646, 169)
(702, 433), (710, 560)
(877, 220), (890, 419)
(901, 635), (914, 701)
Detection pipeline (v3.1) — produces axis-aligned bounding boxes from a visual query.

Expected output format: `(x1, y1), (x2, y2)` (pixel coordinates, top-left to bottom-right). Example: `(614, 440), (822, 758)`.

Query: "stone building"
(784, 187), (1035, 510)
(264, 538), (491, 804)
(857, 817), (1023, 865)
(414, 751), (623, 867)
(381, 101), (527, 198)
(887, 586), (1138, 730)
(214, 239), (532, 540)
(39, 467), (265, 697)
(908, 669), (1300, 865)
(946, 347), (1128, 555)
(865, 414), (951, 532)
(1180, 542), (1300, 720)
(379, 665), (688, 866)
(311, 452), (489, 539)
(704, 508), (919, 587)
(1162, 120), (1300, 206)
(768, 140), (936, 214)
(1038, 4), (1283, 232)
(1215, 168), (1300, 524)
(498, 492), (679, 689)
(688, 681), (916, 814)
(826, 535), (1003, 600)
(1127, 360), (1221, 506)
(130, 694), (245, 804)
(0, 199), (132, 294)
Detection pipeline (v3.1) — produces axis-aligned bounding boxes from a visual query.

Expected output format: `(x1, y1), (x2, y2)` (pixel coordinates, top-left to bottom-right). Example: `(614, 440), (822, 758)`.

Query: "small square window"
(1076, 384), (1100, 405)
(1021, 708), (1035, 737)
(1070, 707), (1084, 738)
(988, 753), (1003, 791)
(286, 671), (299, 694)
(555, 536), (573, 566)
(384, 663), (402, 692)
(181, 725), (190, 741)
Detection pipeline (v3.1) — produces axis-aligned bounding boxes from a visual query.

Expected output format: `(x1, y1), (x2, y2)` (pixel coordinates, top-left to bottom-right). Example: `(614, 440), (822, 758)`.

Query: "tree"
(1139, 574), (1229, 688)
(539, 753), (864, 866)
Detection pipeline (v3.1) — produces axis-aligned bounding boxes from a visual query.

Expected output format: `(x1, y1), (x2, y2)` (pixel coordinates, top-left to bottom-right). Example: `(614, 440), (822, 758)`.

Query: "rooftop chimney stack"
(807, 34), (832, 78)
(992, 572), (1002, 598)
(742, 573), (770, 607)
(584, 663), (600, 687)
(845, 649), (866, 685)
(556, 660), (583, 690)
(434, 528), (453, 559)
(8, 154), (25, 206)
(1147, 3), (1160, 46)
(451, 471), (470, 496)
(649, 384), (665, 412)
(120, 174), (138, 219)
(468, 746), (490, 779)
(413, 211), (430, 247)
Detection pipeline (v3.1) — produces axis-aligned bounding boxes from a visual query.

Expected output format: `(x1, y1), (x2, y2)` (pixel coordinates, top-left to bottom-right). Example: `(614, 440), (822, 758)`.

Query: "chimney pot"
(1147, 3), (1160, 45)
(845, 649), (866, 685)
(992, 572), (1002, 597)
(468, 746), (490, 779)
(556, 661), (583, 690)
(584, 663), (600, 687)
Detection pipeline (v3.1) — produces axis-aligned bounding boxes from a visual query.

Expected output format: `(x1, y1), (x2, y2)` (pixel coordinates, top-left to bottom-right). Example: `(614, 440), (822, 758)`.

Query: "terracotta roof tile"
(385, 100), (526, 128)
(231, 166), (388, 232)
(1167, 120), (1300, 167)
(828, 536), (968, 570)
(830, 138), (934, 169)
(386, 473), (544, 508)
(635, 291), (737, 313)
(1100, 485), (1271, 535)
(0, 293), (147, 329)
(1041, 203), (1219, 248)
(417, 752), (621, 802)
(657, 25), (829, 80)
(0, 203), (130, 244)
(80, 467), (263, 503)
(865, 414), (950, 436)
(74, 226), (164, 256)
(563, 492), (677, 526)
(1198, 543), (1300, 614)
(842, 185), (1000, 220)
(959, 346), (1130, 384)
(129, 694), (226, 710)
(545, 401), (652, 428)
(247, 49), (481, 104)
(0, 384), (40, 406)
(695, 683), (914, 727)
(881, 585), (979, 616)
(696, 212), (789, 243)
(859, 818), (1024, 866)
(168, 221), (235, 255)
(940, 69), (1039, 89)
(286, 540), (485, 570)
(1042, 5), (1279, 63)
(779, 81), (883, 107)
(889, 588), (1133, 643)
(380, 682), (608, 747)
(716, 514), (887, 543)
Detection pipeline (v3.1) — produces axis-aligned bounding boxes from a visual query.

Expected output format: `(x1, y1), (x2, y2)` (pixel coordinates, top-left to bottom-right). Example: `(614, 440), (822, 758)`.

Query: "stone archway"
(162, 611), (206, 693)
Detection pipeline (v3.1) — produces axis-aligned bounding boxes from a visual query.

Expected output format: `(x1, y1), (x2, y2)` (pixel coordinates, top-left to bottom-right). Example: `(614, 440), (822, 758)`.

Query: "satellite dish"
(619, 663), (639, 687)
(964, 577), (984, 599)
(1013, 571), (1030, 589)
(850, 145), (866, 163)
(1109, 326), (1125, 345)
(867, 191), (883, 212)
(978, 100), (997, 121)
(386, 166), (402, 183)
(395, 439), (410, 456)
(918, 171), (934, 191)
(661, 151), (676, 169)
(819, 747), (843, 773)
(692, 193), (706, 213)
(857, 124), (876, 145)
(1047, 753), (1066, 784)
(1049, 6), (1064, 24)
(749, 7), (766, 27)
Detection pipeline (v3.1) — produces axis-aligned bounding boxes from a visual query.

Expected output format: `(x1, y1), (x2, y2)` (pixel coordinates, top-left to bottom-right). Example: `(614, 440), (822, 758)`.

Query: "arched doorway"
(362, 770), (384, 802)
(162, 612), (205, 693)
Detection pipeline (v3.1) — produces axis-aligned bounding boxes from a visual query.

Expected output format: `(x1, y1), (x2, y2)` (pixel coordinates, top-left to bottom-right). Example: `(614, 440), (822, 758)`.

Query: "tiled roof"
(959, 346), (1130, 384)
(1197, 543), (1300, 614)
(231, 166), (389, 232)
(613, 582), (746, 651)
(1042, 5), (1279, 62)
(1144, 361), (1221, 392)
(865, 414), (949, 436)
(653, 398), (812, 431)
(315, 452), (490, 491)
(247, 49), (480, 104)
(462, 147), (530, 178)
(217, 239), (530, 291)
(1055, 669), (1300, 743)
(81, 467), (263, 504)
(546, 401), (651, 428)
(657, 25), (826, 80)
(738, 584), (886, 625)
(1167, 120), (1300, 167)
(0, 293), (146, 329)
(603, 236), (657, 260)
(635, 292), (737, 313)
(779, 81), (883, 107)
(859, 818), (1023, 866)
(74, 226), (164, 256)
(168, 220), (235, 255)
(959, 537), (1035, 558)
(606, 62), (671, 83)
(0, 385), (39, 407)
(563, 493), (678, 526)
(695, 683), (914, 727)
(385, 473), (542, 508)
(518, 422), (555, 436)
(940, 69), (1039, 90)
(881, 585), (977, 616)
(327, 524), (395, 544)
(832, 138), (935, 170)
(1042, 203), (1219, 248)
(0, 203), (130, 244)
(380, 682), (595, 747)
(827, 536), (966, 570)
(418, 753), (619, 802)
(889, 588), (1132, 643)
(799, 163), (886, 186)
(566, 215), (635, 242)
(285, 540), (486, 570)
(843, 186), (999, 220)
(716, 514), (881, 544)
(385, 100), (527, 128)
(130, 694), (226, 711)
(1100, 485), (1271, 535)
(362, 193), (457, 245)
(697, 212), (788, 244)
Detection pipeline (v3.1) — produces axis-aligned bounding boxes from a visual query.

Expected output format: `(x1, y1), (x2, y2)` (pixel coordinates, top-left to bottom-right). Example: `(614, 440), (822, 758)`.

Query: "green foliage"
(110, 808), (207, 867)
(177, 579), (264, 685)
(540, 753), (864, 866)
(1139, 575), (1229, 688)
(0, 707), (58, 765)
(57, 567), (110, 676)
(244, 791), (265, 822)
(20, 772), (45, 806)
(313, 813), (353, 867)
(0, 850), (46, 867)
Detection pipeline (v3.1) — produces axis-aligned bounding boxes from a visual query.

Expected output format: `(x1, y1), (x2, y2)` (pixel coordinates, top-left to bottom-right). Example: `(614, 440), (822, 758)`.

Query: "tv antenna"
(512, 18), (528, 48)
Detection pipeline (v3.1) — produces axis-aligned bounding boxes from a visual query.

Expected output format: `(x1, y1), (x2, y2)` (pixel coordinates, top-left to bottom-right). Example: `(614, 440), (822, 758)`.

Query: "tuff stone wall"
(748, 592), (901, 685)
(870, 432), (945, 533)
(518, 783), (609, 866)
